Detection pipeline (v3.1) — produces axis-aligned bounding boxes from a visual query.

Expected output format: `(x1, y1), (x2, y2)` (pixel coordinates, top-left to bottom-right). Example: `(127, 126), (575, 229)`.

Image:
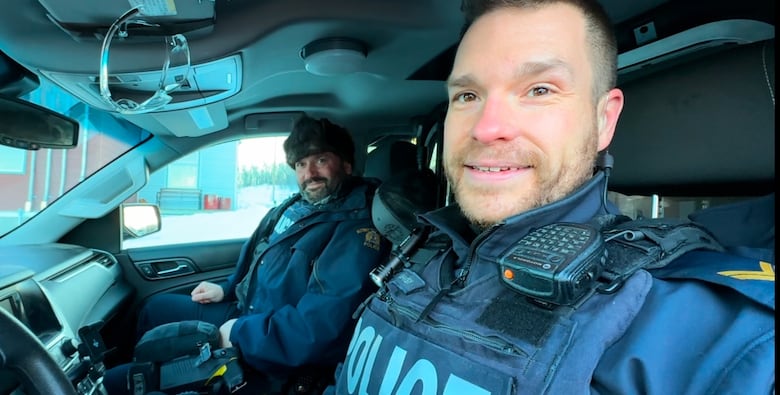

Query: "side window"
(122, 136), (298, 249)
(608, 192), (746, 220)
(0, 147), (25, 174)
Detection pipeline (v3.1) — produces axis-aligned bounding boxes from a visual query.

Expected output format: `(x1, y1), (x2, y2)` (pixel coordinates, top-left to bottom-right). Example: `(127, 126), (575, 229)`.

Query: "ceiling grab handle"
(98, 6), (192, 115)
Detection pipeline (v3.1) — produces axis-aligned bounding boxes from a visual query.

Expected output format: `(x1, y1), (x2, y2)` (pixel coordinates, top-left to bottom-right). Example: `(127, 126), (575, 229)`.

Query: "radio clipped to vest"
(498, 222), (607, 307)
(369, 209), (723, 310)
(497, 214), (724, 308)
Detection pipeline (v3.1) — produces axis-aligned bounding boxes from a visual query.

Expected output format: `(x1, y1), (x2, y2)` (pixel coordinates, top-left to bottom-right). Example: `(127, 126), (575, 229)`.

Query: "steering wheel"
(0, 307), (77, 395)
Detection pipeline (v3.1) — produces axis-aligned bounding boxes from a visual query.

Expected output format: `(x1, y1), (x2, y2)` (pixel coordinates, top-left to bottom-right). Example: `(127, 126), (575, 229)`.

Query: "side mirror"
(122, 203), (162, 238)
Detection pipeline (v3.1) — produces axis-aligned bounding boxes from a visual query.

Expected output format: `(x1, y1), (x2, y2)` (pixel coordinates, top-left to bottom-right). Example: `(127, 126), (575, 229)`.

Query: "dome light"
(300, 38), (367, 76)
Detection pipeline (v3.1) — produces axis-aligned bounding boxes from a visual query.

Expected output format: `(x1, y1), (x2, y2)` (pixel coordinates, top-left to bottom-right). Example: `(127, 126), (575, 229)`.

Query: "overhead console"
(41, 54), (242, 114)
(34, 0), (242, 132)
(35, 0), (216, 42)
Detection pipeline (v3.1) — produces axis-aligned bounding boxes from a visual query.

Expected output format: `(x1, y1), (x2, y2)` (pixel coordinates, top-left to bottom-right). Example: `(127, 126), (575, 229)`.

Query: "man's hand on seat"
(191, 281), (225, 304)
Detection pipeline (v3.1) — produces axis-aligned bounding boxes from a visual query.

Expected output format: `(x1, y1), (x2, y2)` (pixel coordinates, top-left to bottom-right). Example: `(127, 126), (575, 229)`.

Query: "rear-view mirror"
(0, 94), (79, 150)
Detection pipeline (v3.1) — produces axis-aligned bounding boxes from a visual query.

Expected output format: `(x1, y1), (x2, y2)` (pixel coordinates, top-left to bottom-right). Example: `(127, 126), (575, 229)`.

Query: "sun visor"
(37, 0), (215, 42)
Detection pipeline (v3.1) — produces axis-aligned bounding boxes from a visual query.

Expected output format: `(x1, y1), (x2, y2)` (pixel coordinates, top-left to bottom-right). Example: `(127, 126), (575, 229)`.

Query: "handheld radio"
(498, 222), (606, 306)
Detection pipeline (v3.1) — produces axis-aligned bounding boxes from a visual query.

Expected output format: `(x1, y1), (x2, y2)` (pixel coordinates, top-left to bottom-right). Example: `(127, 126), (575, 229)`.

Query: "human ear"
(597, 88), (624, 151)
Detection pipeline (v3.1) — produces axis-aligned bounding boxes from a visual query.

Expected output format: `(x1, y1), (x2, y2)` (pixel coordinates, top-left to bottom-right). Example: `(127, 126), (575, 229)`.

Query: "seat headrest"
(372, 168), (438, 245)
(363, 140), (418, 182)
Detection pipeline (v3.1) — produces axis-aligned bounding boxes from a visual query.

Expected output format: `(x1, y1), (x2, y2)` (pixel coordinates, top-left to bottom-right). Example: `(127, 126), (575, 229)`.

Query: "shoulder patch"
(718, 261), (774, 281)
(357, 228), (381, 251)
(651, 250), (775, 311)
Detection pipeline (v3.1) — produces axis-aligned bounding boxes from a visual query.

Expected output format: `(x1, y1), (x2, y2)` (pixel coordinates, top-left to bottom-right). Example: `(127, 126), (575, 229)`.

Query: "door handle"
(156, 264), (189, 275)
(136, 259), (196, 279)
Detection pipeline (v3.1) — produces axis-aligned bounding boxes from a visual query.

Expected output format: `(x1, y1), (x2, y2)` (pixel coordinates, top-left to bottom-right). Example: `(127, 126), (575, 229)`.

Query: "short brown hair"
(460, 0), (617, 98)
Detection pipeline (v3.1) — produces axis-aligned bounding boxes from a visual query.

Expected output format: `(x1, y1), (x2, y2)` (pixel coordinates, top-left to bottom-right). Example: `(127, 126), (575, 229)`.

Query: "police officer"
(327, 1), (774, 394)
(104, 115), (390, 394)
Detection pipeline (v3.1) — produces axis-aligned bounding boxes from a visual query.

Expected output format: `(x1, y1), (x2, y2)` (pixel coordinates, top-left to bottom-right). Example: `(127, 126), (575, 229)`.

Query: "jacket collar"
(288, 175), (377, 216)
(421, 171), (616, 259)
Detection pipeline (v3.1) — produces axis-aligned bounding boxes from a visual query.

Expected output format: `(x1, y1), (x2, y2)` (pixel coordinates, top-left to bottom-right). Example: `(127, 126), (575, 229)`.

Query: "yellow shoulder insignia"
(357, 228), (381, 251)
(718, 261), (775, 281)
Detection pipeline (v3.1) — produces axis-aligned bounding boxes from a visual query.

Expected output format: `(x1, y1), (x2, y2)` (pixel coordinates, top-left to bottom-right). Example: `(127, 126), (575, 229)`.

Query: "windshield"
(0, 79), (149, 237)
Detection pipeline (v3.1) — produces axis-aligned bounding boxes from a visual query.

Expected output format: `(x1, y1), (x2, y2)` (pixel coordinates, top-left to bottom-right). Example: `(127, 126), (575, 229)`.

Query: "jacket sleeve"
(228, 218), (390, 371)
(592, 270), (775, 394)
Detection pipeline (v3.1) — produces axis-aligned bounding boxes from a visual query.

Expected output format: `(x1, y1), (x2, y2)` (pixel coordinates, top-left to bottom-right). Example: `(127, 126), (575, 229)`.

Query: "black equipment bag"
(134, 320), (220, 363)
(129, 320), (245, 395)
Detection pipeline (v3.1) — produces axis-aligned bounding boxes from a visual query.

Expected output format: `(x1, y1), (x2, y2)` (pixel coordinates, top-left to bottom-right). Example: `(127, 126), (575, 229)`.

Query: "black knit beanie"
(283, 116), (355, 168)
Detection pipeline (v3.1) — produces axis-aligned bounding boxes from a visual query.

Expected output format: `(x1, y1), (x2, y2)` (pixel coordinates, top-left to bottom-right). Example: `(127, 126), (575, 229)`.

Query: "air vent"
(91, 250), (117, 268)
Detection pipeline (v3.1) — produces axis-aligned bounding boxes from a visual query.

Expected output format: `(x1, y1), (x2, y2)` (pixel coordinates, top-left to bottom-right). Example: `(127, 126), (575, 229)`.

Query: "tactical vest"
(334, 215), (727, 394)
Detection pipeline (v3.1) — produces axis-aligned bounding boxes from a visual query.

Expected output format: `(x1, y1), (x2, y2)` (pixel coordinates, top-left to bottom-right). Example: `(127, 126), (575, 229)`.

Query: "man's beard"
(300, 170), (346, 204)
(446, 129), (599, 230)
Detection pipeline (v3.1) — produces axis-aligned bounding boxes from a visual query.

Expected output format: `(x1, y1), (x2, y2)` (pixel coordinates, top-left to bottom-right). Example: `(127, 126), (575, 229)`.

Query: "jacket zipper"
(454, 224), (502, 287)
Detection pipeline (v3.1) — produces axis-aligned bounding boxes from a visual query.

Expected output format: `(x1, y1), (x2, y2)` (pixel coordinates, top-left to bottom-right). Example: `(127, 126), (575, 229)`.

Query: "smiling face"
(444, 3), (624, 228)
(294, 151), (352, 203)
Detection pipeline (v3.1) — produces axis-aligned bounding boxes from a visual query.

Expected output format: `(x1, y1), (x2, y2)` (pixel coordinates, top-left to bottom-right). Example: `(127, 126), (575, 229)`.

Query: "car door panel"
(119, 239), (244, 300)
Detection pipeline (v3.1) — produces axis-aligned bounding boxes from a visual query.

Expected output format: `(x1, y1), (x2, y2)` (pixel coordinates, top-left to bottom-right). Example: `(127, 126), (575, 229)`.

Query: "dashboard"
(0, 243), (133, 394)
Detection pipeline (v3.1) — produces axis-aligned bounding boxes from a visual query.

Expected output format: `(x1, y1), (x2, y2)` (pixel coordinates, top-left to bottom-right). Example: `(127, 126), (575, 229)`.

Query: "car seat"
(362, 139), (419, 183)
(371, 168), (438, 245)
(363, 139), (439, 245)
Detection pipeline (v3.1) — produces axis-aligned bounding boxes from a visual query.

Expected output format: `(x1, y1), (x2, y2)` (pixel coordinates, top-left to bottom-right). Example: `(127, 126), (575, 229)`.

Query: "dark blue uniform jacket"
(330, 173), (774, 395)
(222, 177), (390, 376)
